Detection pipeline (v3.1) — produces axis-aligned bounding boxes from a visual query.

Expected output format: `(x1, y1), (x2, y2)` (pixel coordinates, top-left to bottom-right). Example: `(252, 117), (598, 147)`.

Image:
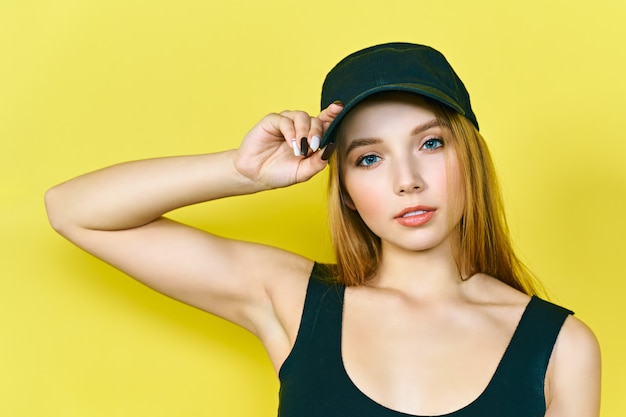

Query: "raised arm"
(45, 104), (342, 368)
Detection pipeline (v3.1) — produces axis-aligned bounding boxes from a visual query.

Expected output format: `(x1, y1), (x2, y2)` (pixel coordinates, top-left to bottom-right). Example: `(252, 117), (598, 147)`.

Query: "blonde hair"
(327, 94), (543, 296)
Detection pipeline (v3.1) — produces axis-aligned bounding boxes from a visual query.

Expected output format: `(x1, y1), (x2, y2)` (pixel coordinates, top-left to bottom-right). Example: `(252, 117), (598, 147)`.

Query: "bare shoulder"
(550, 315), (601, 384)
(545, 314), (601, 416)
(465, 273), (532, 308)
(554, 315), (600, 355)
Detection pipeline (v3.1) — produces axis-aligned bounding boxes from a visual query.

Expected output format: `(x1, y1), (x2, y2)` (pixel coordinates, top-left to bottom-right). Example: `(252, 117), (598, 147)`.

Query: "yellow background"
(1, 0), (624, 415)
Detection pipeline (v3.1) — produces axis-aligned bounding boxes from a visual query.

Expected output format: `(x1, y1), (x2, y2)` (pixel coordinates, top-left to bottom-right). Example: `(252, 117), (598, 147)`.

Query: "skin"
(45, 96), (600, 416)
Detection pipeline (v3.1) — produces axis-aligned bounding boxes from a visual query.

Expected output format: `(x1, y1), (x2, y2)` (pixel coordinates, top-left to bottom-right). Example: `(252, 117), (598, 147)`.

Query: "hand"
(234, 102), (343, 189)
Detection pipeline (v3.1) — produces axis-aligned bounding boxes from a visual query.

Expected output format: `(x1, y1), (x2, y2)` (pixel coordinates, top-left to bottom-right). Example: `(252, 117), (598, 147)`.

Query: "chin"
(384, 238), (452, 254)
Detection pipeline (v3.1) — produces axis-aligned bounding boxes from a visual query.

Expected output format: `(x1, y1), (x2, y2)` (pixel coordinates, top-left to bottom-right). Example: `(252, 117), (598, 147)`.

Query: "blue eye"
(422, 138), (444, 150)
(356, 154), (381, 166)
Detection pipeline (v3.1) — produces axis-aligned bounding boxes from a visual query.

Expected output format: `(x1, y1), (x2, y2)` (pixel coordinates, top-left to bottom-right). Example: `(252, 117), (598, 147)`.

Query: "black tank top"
(278, 263), (573, 417)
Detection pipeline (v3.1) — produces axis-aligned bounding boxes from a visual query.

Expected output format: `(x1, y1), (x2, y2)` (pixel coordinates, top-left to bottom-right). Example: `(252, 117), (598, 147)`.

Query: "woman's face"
(338, 93), (464, 255)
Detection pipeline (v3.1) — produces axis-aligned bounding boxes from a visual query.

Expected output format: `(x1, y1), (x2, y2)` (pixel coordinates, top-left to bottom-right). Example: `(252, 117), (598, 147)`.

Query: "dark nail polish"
(321, 142), (336, 161)
(300, 137), (309, 156)
(332, 100), (344, 106)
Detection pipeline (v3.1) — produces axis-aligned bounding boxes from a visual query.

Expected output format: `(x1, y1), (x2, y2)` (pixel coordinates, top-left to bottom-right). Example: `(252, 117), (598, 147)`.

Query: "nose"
(393, 157), (423, 195)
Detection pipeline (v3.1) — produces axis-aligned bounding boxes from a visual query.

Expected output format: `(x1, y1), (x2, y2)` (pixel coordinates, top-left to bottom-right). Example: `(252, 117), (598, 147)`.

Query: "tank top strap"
(296, 262), (344, 347)
(278, 262), (345, 380)
(488, 296), (573, 403)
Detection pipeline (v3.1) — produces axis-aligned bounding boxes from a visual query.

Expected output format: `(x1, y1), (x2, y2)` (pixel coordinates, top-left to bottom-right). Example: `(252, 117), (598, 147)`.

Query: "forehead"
(336, 92), (440, 145)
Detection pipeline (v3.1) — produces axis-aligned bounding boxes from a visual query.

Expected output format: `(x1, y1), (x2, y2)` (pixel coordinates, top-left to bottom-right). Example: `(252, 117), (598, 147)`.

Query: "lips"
(395, 205), (436, 227)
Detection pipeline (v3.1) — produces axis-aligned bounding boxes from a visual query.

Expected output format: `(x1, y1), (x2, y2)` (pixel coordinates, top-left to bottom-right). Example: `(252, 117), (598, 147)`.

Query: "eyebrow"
(411, 119), (441, 135)
(343, 119), (441, 155)
(344, 138), (382, 156)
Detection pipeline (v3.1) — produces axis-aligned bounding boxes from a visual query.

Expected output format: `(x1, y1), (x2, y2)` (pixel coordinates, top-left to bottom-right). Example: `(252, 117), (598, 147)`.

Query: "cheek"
(347, 189), (388, 237)
(353, 196), (380, 217)
(343, 174), (386, 216)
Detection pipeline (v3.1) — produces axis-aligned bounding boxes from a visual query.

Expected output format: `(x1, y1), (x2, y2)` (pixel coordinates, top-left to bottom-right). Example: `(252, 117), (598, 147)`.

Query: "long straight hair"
(327, 96), (543, 296)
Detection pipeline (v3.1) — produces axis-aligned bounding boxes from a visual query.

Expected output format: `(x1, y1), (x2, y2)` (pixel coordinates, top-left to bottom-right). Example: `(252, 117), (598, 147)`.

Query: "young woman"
(45, 43), (601, 416)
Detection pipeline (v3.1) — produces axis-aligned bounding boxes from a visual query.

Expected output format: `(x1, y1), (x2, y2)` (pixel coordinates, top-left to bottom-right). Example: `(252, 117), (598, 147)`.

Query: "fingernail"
(300, 137), (309, 156)
(310, 135), (320, 152)
(291, 139), (299, 156)
(333, 100), (344, 107)
(321, 142), (336, 161)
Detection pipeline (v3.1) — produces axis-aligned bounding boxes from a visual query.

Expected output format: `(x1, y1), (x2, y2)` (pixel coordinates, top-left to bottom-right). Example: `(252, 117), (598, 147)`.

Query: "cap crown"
(320, 43), (478, 148)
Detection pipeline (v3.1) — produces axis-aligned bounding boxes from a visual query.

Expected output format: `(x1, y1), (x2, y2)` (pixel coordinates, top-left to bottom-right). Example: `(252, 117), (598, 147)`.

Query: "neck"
(370, 240), (465, 301)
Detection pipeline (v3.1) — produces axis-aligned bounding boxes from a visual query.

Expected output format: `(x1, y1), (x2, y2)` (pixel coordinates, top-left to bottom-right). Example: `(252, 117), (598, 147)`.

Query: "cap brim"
(320, 83), (466, 152)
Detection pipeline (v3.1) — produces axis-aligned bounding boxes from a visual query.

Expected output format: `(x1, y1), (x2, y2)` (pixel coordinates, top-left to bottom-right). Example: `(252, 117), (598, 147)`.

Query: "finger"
(262, 112), (292, 139)
(294, 148), (330, 182)
(275, 113), (297, 154)
(309, 102), (343, 153)
(317, 102), (344, 126)
(279, 110), (312, 156)
(308, 117), (323, 152)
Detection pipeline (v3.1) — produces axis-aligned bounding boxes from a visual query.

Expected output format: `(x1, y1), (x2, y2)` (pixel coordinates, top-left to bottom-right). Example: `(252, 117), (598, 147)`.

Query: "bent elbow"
(44, 185), (71, 235)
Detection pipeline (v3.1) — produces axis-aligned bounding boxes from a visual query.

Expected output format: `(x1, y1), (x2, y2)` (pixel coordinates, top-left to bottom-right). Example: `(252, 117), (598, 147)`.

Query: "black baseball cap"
(320, 42), (478, 150)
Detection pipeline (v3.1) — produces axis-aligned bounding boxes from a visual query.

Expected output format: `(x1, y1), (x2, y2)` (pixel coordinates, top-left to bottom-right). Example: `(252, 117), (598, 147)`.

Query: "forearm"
(45, 150), (264, 233)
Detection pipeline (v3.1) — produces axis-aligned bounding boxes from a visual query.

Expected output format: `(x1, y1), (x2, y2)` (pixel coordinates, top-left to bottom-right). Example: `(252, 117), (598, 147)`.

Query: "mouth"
(401, 209), (429, 217)
(394, 206), (436, 227)
(395, 206), (435, 218)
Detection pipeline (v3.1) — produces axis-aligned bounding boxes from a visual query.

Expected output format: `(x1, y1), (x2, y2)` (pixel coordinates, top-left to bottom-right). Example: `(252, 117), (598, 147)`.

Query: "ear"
(340, 188), (357, 211)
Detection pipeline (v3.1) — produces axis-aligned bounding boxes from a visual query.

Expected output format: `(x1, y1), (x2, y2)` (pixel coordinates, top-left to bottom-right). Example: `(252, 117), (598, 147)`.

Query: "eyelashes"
(355, 154), (381, 167)
(353, 137), (444, 167)
(421, 138), (444, 150)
